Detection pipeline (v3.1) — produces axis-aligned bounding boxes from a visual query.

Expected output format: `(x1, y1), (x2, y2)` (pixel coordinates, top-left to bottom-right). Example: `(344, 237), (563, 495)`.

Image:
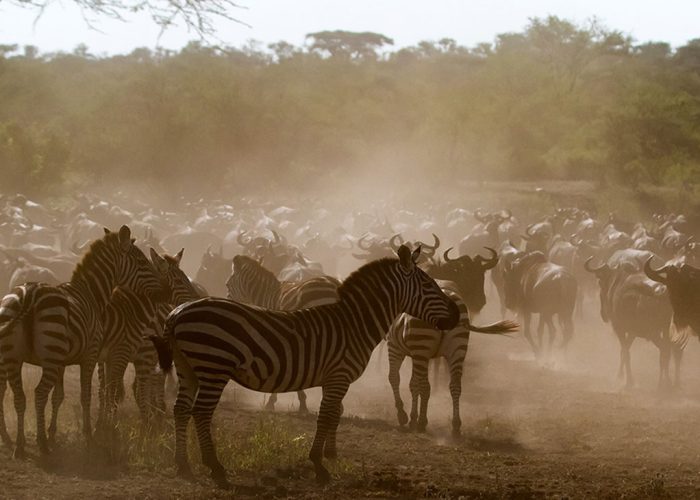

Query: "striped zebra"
(225, 255), (340, 413)
(150, 245), (460, 485)
(387, 280), (517, 437)
(0, 226), (165, 458)
(97, 248), (200, 428)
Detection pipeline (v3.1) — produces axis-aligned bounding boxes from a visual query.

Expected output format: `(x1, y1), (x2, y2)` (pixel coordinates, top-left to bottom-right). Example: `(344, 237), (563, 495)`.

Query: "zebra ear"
(104, 228), (111, 235)
(118, 225), (132, 251)
(150, 248), (168, 274)
(411, 245), (422, 264)
(397, 245), (414, 272)
(175, 248), (184, 265)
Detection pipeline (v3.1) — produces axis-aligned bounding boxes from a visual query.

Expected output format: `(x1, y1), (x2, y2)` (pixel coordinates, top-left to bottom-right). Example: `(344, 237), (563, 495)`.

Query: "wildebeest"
(504, 251), (577, 359)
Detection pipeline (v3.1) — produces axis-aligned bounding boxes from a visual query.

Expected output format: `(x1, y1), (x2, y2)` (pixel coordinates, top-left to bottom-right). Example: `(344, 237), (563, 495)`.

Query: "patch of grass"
(218, 415), (308, 472)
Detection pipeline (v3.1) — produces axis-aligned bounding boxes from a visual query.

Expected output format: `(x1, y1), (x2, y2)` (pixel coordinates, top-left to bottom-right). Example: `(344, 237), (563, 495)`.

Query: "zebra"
(97, 248), (200, 429)
(150, 244), (460, 486)
(225, 254), (340, 413)
(386, 247), (515, 436)
(0, 226), (165, 458)
(387, 280), (517, 437)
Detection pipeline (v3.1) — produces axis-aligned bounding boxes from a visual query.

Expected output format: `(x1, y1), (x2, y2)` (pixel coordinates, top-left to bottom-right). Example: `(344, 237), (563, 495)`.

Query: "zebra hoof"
(212, 473), (231, 489)
(314, 466), (331, 485)
(323, 447), (337, 459)
(298, 406), (309, 415)
(264, 402), (275, 412)
(397, 410), (408, 426)
(12, 446), (25, 460)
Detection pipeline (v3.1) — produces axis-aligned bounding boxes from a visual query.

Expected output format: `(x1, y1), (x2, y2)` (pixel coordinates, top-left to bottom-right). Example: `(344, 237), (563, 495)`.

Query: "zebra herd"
(3, 196), (700, 488)
(0, 222), (517, 486)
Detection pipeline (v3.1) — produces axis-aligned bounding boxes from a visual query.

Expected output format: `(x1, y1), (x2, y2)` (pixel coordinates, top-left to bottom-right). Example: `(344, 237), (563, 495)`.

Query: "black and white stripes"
(151, 245), (460, 485)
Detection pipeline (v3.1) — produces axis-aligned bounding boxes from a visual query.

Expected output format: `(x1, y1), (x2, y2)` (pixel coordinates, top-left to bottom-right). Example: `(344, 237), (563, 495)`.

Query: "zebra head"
(396, 244), (460, 331)
(107, 225), (167, 302)
(150, 248), (200, 305)
(226, 255), (280, 307)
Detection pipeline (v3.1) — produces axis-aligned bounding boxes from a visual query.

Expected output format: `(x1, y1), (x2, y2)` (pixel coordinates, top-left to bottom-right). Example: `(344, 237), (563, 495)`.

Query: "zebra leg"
(174, 369), (199, 478)
(48, 367), (65, 445)
(265, 393), (278, 411)
(309, 380), (350, 484)
(408, 357), (429, 432)
(387, 345), (407, 427)
(105, 357), (131, 430)
(296, 390), (309, 414)
(35, 366), (61, 454)
(96, 362), (106, 431)
(448, 360), (464, 437)
(80, 360), (98, 444)
(191, 379), (228, 487)
(323, 401), (344, 459)
(7, 363), (25, 458)
(0, 367), (11, 447)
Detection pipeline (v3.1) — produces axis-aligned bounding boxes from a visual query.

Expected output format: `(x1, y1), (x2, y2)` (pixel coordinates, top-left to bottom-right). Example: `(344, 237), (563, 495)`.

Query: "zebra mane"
(338, 257), (398, 300)
(70, 231), (120, 283)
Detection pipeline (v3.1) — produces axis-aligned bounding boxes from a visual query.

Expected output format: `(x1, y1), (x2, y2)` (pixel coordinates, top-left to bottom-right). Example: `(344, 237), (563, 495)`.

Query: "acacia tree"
(7, 0), (247, 38)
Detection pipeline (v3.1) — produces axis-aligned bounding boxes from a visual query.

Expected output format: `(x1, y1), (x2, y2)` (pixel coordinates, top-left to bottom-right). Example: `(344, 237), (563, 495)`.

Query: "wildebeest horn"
(352, 252), (371, 260)
(525, 224), (536, 237)
(358, 234), (373, 250)
(477, 247), (498, 270)
(419, 234), (440, 256)
(271, 230), (281, 245)
(389, 234), (404, 252)
(443, 247), (457, 262)
(237, 230), (252, 246)
(584, 256), (607, 274)
(644, 257), (669, 284)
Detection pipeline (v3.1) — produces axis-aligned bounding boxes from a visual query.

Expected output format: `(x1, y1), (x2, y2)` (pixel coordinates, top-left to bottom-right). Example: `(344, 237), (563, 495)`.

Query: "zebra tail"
(149, 334), (173, 373)
(469, 319), (520, 334)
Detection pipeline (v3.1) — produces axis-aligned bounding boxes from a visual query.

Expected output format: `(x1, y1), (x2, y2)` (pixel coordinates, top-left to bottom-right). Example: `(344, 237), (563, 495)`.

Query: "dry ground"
(2, 301), (700, 499)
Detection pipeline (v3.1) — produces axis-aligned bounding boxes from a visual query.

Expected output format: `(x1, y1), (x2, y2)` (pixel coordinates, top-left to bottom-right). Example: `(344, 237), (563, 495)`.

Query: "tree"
(7, 0), (247, 38)
(305, 31), (394, 60)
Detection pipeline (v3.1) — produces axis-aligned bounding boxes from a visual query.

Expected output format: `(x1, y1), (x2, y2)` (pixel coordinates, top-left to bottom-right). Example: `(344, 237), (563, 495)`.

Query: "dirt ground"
(2, 299), (700, 499)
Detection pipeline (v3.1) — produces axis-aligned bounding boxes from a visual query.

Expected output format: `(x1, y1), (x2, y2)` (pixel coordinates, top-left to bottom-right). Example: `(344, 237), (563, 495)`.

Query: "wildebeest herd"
(0, 192), (698, 487)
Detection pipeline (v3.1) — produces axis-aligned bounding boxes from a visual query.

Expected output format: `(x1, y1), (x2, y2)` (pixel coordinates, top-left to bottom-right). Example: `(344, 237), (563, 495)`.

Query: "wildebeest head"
(425, 246), (497, 314)
(645, 258), (700, 334)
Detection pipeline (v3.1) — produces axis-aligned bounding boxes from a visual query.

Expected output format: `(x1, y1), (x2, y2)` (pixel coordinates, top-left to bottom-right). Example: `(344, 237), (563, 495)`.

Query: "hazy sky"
(1, 0), (698, 55)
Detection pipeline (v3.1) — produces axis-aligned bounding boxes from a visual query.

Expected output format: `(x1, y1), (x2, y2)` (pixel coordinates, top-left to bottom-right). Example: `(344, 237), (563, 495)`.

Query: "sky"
(0, 0), (698, 56)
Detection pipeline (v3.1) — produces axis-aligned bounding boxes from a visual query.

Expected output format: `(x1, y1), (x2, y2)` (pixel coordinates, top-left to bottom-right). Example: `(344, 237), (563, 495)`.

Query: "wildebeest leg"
(387, 344), (408, 427)
(545, 315), (556, 361)
(621, 333), (635, 388)
(671, 343), (683, 389)
(408, 356), (429, 432)
(296, 390), (309, 414)
(265, 393), (277, 411)
(521, 312), (537, 357)
(653, 337), (671, 391)
(559, 313), (574, 350)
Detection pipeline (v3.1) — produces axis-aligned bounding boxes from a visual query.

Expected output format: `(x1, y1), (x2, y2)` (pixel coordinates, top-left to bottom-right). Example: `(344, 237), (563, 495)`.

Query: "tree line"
(1, 17), (700, 201)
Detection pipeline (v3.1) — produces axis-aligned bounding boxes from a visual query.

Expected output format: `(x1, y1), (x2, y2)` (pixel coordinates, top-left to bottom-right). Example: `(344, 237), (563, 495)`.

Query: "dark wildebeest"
(504, 251), (577, 359)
